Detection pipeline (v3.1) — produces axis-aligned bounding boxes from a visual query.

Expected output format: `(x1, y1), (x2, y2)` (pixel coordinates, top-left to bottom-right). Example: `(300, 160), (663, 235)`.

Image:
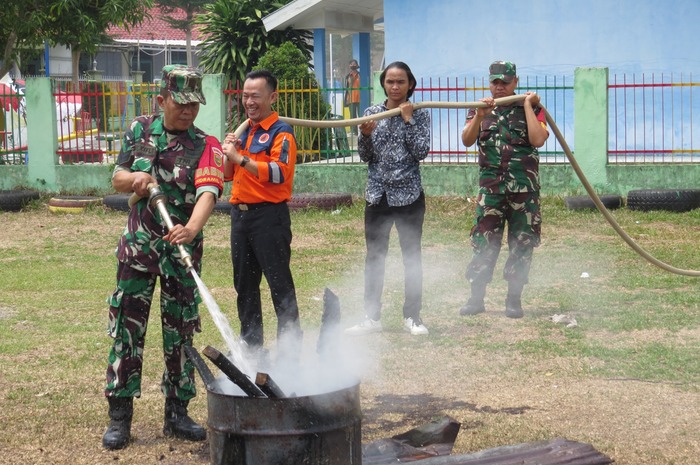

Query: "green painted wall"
(3, 68), (700, 196)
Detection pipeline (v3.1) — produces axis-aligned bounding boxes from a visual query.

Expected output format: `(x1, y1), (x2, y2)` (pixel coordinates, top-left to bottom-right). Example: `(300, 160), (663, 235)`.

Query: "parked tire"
(564, 194), (623, 211)
(48, 196), (102, 213)
(0, 190), (41, 212)
(103, 193), (131, 212)
(626, 189), (700, 212)
(213, 199), (232, 214)
(288, 192), (353, 211)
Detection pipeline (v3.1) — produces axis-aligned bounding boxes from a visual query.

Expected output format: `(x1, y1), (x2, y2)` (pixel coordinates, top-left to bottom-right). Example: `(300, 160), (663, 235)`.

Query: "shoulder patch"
(258, 133), (270, 144)
(213, 147), (224, 167)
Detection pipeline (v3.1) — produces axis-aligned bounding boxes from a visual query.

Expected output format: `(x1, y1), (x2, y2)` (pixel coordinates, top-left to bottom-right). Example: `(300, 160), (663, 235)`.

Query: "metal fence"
(608, 73), (699, 163)
(412, 75), (573, 164)
(0, 79), (27, 165)
(1, 74), (698, 166)
(52, 80), (159, 165)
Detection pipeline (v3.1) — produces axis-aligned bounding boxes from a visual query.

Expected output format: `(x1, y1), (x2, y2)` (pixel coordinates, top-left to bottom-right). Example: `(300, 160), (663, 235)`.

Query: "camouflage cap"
(160, 64), (206, 105)
(489, 61), (517, 83)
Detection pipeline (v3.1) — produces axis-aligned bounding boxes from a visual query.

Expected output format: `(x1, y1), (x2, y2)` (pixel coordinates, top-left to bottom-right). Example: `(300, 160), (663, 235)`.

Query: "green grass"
(1, 196), (700, 464)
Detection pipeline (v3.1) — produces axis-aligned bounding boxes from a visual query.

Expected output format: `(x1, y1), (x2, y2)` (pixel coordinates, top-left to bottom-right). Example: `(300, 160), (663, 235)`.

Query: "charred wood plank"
(183, 346), (217, 392)
(393, 416), (461, 448)
(317, 287), (342, 357)
(255, 372), (286, 399)
(202, 345), (267, 398)
(381, 437), (613, 465)
(363, 416), (461, 464)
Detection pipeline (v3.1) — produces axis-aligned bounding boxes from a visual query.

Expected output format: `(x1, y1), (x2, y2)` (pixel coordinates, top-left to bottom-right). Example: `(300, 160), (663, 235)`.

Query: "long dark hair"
(379, 61), (417, 99)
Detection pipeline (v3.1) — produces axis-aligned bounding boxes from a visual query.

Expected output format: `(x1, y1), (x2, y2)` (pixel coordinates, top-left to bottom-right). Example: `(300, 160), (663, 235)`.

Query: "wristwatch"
(405, 117), (416, 126)
(240, 156), (250, 167)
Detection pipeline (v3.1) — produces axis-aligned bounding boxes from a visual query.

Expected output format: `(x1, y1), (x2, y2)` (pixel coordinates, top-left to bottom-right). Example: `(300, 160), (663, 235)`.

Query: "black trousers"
(364, 192), (425, 321)
(230, 203), (300, 347)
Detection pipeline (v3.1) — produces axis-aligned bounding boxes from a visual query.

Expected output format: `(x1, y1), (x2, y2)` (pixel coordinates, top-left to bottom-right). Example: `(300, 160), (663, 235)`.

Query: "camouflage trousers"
(466, 191), (541, 286)
(104, 260), (201, 400)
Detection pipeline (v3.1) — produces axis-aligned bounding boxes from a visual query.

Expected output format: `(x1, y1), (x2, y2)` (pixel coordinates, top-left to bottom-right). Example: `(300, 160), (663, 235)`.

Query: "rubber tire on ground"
(626, 189), (700, 212)
(0, 190), (41, 212)
(288, 192), (353, 211)
(563, 194), (623, 211)
(213, 199), (232, 214)
(48, 196), (103, 214)
(103, 193), (132, 212)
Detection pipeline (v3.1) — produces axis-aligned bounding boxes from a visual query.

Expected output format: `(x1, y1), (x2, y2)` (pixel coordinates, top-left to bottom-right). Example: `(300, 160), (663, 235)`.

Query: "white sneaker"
(345, 317), (382, 335)
(404, 317), (429, 335)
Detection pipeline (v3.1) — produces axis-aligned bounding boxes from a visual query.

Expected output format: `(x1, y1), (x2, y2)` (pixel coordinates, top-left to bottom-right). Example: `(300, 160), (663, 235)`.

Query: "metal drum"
(206, 382), (362, 465)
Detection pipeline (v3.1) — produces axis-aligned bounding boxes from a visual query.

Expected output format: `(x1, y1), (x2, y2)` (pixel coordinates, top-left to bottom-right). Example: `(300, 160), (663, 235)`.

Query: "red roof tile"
(108, 7), (206, 42)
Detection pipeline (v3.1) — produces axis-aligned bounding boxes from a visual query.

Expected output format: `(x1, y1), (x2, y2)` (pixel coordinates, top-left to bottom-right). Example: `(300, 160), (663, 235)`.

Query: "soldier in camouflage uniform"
(102, 65), (225, 450)
(459, 61), (549, 319)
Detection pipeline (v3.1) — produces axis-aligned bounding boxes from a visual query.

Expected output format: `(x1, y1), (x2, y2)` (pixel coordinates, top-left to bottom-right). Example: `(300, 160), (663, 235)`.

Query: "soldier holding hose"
(460, 61), (549, 319)
(102, 65), (225, 449)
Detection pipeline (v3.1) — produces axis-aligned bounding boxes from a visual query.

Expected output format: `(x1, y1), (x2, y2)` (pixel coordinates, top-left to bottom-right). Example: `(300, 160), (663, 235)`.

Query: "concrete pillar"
(131, 70), (145, 84)
(198, 74), (226, 141)
(574, 67), (609, 189)
(85, 70), (104, 82)
(25, 77), (58, 191)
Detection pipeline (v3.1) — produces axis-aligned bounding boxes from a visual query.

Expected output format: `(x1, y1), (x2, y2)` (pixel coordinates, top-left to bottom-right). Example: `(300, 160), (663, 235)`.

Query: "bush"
(255, 42), (331, 163)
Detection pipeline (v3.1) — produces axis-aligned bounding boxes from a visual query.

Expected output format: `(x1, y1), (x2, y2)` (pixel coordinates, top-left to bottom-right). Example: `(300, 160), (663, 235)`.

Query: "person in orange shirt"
(222, 69), (302, 361)
(344, 59), (361, 134)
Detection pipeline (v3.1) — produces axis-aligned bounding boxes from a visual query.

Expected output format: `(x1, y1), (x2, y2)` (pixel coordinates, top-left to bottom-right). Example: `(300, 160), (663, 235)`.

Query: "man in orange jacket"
(222, 69), (302, 361)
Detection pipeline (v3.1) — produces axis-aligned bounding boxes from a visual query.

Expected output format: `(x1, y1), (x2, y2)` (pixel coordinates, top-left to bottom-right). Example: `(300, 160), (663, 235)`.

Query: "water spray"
(142, 183), (254, 374)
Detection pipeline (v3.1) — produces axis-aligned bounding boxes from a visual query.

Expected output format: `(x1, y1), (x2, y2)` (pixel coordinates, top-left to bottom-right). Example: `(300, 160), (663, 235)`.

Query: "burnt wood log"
(367, 437), (614, 465)
(202, 345), (267, 398)
(183, 346), (218, 392)
(363, 416), (461, 464)
(255, 372), (286, 399)
(317, 287), (342, 357)
(393, 416), (461, 448)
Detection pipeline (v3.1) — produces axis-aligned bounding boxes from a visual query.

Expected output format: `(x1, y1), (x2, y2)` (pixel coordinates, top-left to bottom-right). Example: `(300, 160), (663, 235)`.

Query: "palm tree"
(196, 0), (312, 84)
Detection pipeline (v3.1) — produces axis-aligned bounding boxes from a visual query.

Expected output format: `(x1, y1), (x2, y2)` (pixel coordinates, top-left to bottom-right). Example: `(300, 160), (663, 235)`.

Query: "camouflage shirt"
(467, 102), (545, 193)
(358, 103), (431, 206)
(113, 114), (224, 276)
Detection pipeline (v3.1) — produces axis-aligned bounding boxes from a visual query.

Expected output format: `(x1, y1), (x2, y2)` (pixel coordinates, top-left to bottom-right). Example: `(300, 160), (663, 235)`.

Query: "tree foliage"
(255, 42), (331, 163)
(49, 0), (153, 84)
(155, 0), (212, 66)
(0, 0), (152, 83)
(196, 0), (313, 84)
(0, 0), (56, 77)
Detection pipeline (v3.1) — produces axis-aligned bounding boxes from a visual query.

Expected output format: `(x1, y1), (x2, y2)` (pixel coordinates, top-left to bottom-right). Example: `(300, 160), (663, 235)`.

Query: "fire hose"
(128, 94), (700, 276)
(144, 183), (194, 271)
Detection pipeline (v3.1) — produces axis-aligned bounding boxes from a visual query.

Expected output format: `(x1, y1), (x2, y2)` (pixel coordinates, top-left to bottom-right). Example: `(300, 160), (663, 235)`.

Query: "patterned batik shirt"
(358, 102), (431, 206)
(466, 101), (546, 194)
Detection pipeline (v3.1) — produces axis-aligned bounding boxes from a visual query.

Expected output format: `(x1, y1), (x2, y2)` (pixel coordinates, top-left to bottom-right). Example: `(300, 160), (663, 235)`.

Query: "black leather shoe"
(505, 296), (524, 319)
(459, 297), (485, 316)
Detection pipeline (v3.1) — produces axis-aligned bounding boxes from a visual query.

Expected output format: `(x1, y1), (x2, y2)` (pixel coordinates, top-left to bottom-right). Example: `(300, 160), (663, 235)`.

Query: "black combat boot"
(163, 398), (206, 441)
(459, 281), (487, 316)
(505, 281), (525, 319)
(102, 397), (133, 450)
